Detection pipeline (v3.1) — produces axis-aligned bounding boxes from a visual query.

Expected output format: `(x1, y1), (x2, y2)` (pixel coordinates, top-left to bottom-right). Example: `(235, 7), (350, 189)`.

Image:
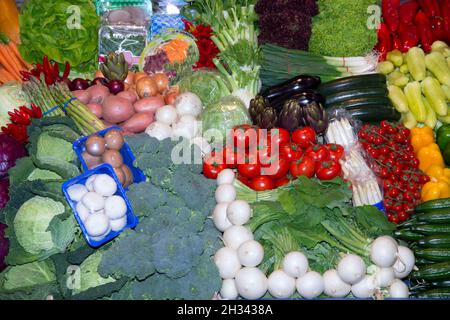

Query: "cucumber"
(412, 261), (450, 280)
(412, 288), (450, 299)
(417, 209), (450, 224)
(325, 88), (388, 106)
(348, 107), (401, 123)
(415, 248), (450, 262)
(415, 258), (436, 265)
(416, 198), (450, 213)
(427, 280), (450, 288)
(319, 74), (386, 96)
(394, 229), (424, 241)
(418, 235), (450, 248)
(326, 97), (391, 110)
(410, 224), (450, 235)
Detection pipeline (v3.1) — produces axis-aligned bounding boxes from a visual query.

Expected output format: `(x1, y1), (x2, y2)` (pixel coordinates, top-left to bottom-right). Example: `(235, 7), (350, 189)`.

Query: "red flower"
(183, 21), (220, 70)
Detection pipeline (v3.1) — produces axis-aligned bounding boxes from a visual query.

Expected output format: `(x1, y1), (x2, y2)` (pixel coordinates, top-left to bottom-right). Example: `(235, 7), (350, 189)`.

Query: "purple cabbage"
(143, 51), (169, 75)
(0, 222), (9, 271)
(0, 134), (27, 179)
(0, 178), (9, 209)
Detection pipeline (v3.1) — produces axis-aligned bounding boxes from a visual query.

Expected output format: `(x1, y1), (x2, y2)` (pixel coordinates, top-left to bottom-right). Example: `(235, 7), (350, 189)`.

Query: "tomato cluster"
(358, 121), (430, 224)
(203, 125), (344, 191)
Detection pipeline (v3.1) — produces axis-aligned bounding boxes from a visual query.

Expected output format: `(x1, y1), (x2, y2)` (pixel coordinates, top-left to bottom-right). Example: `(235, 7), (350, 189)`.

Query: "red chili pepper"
(52, 62), (60, 80)
(441, 0), (450, 43)
(42, 56), (51, 77)
(418, 0), (441, 17)
(398, 22), (420, 52)
(382, 0), (401, 32)
(399, 0), (418, 24)
(61, 62), (71, 80)
(415, 11), (435, 52)
(376, 23), (392, 61)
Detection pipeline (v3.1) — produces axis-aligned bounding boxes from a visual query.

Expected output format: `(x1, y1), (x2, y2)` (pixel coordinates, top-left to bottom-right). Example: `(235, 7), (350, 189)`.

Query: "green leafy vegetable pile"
(236, 177), (396, 274)
(0, 131), (222, 300)
(308, 0), (378, 57)
(19, 0), (100, 77)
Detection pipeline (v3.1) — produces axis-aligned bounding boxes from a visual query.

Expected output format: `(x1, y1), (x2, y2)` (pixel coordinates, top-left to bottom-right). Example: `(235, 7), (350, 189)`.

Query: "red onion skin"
(70, 78), (90, 91)
(108, 80), (125, 95)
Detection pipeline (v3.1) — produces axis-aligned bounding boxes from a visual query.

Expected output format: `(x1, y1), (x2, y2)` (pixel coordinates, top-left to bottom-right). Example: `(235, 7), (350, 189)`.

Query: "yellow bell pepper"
(417, 143), (445, 172)
(421, 180), (450, 202)
(411, 126), (435, 153)
(426, 164), (446, 181)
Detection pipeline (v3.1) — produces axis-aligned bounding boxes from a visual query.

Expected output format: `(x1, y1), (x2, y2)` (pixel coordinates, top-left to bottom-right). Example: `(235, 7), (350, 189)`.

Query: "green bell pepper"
(443, 142), (450, 166)
(436, 124), (450, 151)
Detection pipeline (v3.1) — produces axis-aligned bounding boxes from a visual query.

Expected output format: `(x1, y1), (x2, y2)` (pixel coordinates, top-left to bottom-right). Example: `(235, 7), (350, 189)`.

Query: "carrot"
(0, 44), (21, 78)
(163, 39), (189, 64)
(0, 66), (17, 83)
(7, 41), (31, 70)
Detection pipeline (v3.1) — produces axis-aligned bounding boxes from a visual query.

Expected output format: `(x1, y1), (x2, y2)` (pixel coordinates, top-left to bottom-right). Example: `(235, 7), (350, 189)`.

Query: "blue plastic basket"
(72, 126), (146, 187)
(62, 163), (139, 248)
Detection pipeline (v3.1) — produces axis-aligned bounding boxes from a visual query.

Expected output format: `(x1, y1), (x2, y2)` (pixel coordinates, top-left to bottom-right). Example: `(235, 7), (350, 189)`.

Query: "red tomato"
(237, 155), (261, 178)
(237, 174), (251, 187)
(292, 127), (317, 149)
(223, 146), (244, 168)
(250, 176), (275, 191)
(280, 142), (303, 162)
(230, 124), (259, 150)
(316, 161), (342, 181)
(274, 176), (290, 187)
(325, 144), (345, 161)
(203, 152), (227, 179)
(261, 158), (290, 180)
(290, 156), (316, 178)
(305, 145), (330, 162)
(268, 128), (290, 146)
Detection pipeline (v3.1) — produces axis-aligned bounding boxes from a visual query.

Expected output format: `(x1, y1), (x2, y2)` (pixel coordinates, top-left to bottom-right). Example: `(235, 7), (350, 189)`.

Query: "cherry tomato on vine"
(292, 127), (316, 149)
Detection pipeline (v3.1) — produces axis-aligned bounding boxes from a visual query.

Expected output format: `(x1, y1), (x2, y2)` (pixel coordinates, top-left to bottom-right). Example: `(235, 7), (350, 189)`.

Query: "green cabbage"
(201, 95), (251, 144)
(178, 70), (231, 107)
(73, 252), (115, 295)
(0, 82), (30, 128)
(14, 196), (65, 255)
(27, 169), (62, 181)
(2, 260), (56, 291)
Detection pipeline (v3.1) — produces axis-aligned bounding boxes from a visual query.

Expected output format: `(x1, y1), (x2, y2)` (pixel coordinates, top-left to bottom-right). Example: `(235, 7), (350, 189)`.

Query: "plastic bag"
(96, 0), (153, 17)
(151, 1), (187, 37)
(325, 108), (359, 151)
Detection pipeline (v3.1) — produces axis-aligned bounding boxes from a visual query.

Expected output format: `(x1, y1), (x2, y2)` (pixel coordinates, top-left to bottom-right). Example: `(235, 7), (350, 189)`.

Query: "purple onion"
(91, 77), (108, 86)
(69, 78), (90, 91)
(107, 80), (125, 95)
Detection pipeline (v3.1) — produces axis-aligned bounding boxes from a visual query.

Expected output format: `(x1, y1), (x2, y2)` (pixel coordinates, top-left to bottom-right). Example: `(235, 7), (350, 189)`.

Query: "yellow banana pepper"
(417, 143), (445, 172)
(422, 180), (450, 202)
(411, 126), (435, 153)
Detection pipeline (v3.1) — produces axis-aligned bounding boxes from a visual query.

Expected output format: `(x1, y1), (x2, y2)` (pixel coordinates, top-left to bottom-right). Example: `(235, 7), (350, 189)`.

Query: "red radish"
(133, 96), (165, 114)
(121, 112), (154, 133)
(87, 103), (103, 118)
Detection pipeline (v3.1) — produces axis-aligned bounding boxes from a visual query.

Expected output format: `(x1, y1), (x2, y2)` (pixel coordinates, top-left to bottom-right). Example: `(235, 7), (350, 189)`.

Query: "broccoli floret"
(199, 219), (222, 257)
(98, 232), (155, 281)
(151, 232), (203, 279)
(148, 167), (174, 192)
(127, 182), (168, 216)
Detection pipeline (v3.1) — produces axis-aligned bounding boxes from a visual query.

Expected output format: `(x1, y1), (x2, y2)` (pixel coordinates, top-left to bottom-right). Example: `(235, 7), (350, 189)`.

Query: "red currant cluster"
(358, 121), (430, 224)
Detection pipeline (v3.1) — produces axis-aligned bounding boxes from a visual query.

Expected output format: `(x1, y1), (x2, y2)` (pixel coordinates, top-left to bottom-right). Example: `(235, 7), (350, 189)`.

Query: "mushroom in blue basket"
(93, 174), (117, 197)
(104, 196), (127, 220)
(67, 184), (88, 202)
(85, 213), (110, 241)
(104, 129), (124, 150)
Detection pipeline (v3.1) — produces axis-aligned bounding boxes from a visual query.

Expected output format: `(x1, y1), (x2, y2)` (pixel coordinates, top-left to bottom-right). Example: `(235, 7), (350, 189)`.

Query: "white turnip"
(214, 247), (241, 279)
(296, 271), (324, 299)
(215, 184), (236, 203)
(174, 93), (202, 117)
(267, 270), (296, 299)
(220, 279), (238, 300)
(370, 236), (399, 268)
(217, 169), (235, 186)
(351, 275), (376, 299)
(374, 266), (395, 288)
(389, 279), (409, 298)
(212, 203), (232, 232)
(145, 122), (172, 141)
(226, 200), (251, 226)
(323, 269), (351, 298)
(155, 105), (178, 125)
(237, 240), (264, 267)
(337, 254), (366, 285)
(223, 226), (253, 250)
(235, 267), (268, 300)
(282, 252), (309, 278)
(393, 246), (415, 279)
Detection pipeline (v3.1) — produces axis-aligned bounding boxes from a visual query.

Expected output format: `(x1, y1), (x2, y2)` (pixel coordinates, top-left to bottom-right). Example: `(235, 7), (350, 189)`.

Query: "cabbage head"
(73, 252), (116, 295)
(201, 95), (251, 144)
(36, 132), (75, 163)
(27, 169), (62, 181)
(2, 260), (56, 291)
(14, 196), (65, 255)
(178, 70), (231, 107)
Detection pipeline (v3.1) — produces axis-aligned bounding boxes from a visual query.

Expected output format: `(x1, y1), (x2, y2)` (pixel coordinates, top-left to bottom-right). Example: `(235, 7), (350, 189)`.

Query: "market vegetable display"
(19, 0), (100, 77)
(0, 33), (31, 84)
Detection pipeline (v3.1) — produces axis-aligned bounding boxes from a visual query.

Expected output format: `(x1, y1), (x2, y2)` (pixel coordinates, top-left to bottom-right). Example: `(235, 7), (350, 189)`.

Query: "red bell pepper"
(415, 11), (435, 52)
(398, 22), (420, 52)
(400, 0), (419, 25)
(376, 23), (392, 61)
(393, 34), (404, 51)
(430, 16), (447, 42)
(441, 0), (450, 43)
(418, 0), (441, 17)
(383, 0), (401, 32)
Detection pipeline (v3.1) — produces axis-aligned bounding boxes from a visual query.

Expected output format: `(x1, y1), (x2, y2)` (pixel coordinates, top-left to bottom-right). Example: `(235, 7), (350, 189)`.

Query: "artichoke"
(303, 100), (329, 134)
(278, 99), (303, 133)
(100, 52), (129, 81)
(249, 96), (279, 129)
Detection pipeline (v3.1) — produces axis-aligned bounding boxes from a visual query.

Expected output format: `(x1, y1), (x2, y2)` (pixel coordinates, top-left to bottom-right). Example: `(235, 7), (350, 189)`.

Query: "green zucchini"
(319, 74), (387, 96)
(348, 107), (401, 123)
(412, 288), (450, 299)
(410, 224), (450, 235)
(415, 248), (450, 262)
(325, 88), (388, 106)
(394, 229), (424, 241)
(412, 261), (450, 280)
(416, 198), (450, 213)
(417, 209), (450, 223)
(327, 97), (391, 110)
(418, 235), (450, 248)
